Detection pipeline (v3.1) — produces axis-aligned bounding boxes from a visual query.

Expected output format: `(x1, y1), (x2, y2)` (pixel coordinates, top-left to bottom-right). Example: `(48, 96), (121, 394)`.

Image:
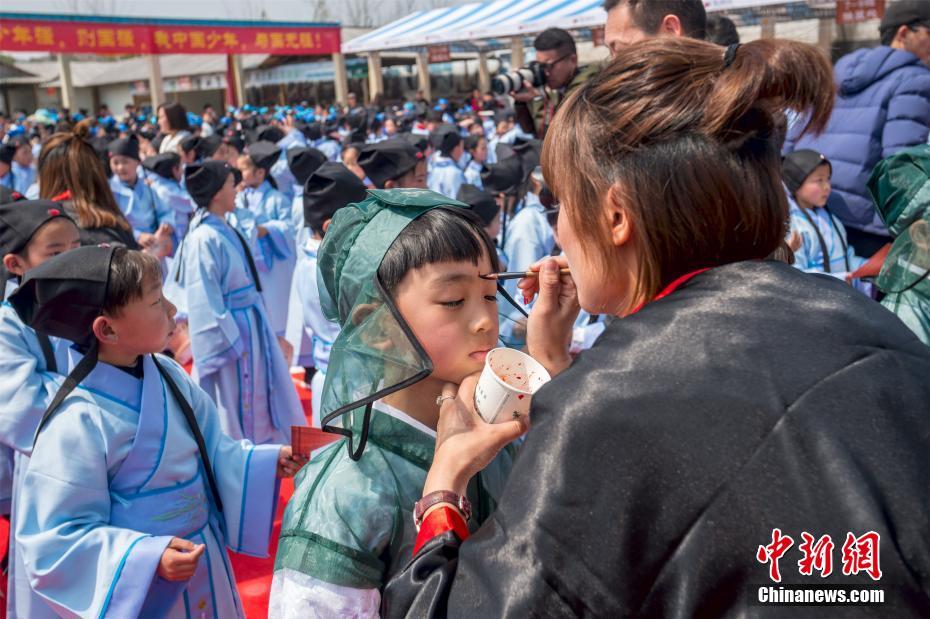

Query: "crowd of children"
(0, 89), (927, 617)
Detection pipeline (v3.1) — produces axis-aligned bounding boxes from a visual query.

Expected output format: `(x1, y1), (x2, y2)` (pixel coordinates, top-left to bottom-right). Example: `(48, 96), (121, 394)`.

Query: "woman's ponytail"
(704, 39), (835, 147)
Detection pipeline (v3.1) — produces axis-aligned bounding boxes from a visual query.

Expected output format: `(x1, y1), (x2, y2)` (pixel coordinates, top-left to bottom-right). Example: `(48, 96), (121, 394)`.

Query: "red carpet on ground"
(230, 371), (314, 617)
(0, 368), (314, 619)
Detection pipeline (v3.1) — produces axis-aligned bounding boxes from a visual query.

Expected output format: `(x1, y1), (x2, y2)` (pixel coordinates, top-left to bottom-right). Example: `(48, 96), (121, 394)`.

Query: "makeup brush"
(480, 268), (571, 281)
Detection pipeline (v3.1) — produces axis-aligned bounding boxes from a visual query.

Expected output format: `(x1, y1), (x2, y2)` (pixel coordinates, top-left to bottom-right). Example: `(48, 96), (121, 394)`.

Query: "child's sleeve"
(16, 401), (174, 619)
(272, 447), (398, 614)
(183, 234), (245, 376)
(152, 186), (176, 232)
(269, 568), (381, 619)
(178, 361), (281, 557)
(0, 306), (61, 454)
(285, 259), (313, 364)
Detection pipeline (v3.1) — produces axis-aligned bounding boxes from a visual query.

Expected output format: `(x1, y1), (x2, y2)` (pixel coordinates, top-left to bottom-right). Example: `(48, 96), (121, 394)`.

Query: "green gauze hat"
(316, 188), (470, 460)
(868, 144), (930, 295)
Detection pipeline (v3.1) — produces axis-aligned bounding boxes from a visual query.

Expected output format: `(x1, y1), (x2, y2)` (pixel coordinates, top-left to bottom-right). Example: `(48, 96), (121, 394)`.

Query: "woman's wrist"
(423, 465), (469, 498)
(532, 348), (572, 378)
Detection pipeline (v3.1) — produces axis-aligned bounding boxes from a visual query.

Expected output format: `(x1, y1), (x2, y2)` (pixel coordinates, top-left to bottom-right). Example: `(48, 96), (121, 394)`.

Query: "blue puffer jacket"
(785, 46), (930, 237)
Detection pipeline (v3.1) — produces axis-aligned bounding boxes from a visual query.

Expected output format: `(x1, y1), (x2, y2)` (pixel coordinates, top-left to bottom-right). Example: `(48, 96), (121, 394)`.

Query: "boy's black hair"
(102, 247), (162, 316)
(378, 207), (500, 294)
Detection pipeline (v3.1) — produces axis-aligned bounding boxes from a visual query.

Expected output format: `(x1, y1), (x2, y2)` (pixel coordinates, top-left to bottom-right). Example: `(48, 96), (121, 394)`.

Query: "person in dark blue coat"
(786, 0), (930, 256)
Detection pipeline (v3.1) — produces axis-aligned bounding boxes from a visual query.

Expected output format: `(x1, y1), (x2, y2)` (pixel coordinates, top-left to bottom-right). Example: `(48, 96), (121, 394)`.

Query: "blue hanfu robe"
(464, 160), (484, 189)
(109, 171), (175, 237)
(11, 162), (35, 195)
(149, 174), (195, 244)
(788, 196), (866, 278)
(501, 192), (556, 331)
(16, 349), (281, 618)
(273, 131), (308, 201)
(314, 138), (341, 162)
(0, 280), (68, 619)
(270, 157), (298, 203)
(284, 237), (340, 426)
(235, 182), (297, 337)
(428, 155), (466, 199)
(180, 211), (305, 445)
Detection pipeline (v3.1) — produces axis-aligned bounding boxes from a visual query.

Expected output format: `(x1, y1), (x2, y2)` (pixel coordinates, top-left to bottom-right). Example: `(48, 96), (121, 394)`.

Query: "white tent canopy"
(342, 0), (794, 54)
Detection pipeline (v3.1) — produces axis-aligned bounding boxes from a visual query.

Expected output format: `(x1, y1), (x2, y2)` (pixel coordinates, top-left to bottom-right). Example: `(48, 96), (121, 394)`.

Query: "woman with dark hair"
(37, 120), (139, 249)
(157, 102), (192, 155)
(382, 38), (930, 617)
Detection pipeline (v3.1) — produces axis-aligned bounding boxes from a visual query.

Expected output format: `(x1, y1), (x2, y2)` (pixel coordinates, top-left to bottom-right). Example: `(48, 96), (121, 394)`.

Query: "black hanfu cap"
(431, 124), (461, 155)
(481, 156), (525, 196)
(185, 160), (233, 208)
(142, 152), (181, 180)
(10, 244), (115, 347)
(223, 130), (245, 153)
(252, 124), (285, 145)
(107, 134), (140, 161)
(303, 162), (368, 234)
(0, 199), (76, 297)
(0, 186), (24, 205)
(200, 134), (224, 159)
(179, 135), (204, 158)
(782, 149), (831, 195)
(287, 147), (328, 186)
(247, 141), (281, 170)
(0, 143), (17, 165)
(402, 132), (430, 156)
(456, 184), (499, 226)
(357, 139), (423, 189)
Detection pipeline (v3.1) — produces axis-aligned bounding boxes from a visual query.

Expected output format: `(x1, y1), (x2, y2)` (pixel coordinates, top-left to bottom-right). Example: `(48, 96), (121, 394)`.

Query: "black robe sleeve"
(382, 262), (930, 619)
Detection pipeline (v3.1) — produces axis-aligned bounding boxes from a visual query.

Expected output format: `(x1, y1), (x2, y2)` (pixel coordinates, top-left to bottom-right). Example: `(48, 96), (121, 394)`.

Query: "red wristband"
(412, 505), (470, 555)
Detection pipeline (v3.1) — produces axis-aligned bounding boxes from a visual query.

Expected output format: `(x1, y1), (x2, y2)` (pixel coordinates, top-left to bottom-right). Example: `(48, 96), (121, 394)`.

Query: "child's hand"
(277, 446), (308, 478)
(137, 232), (158, 249)
(257, 225), (269, 238)
(157, 538), (205, 581)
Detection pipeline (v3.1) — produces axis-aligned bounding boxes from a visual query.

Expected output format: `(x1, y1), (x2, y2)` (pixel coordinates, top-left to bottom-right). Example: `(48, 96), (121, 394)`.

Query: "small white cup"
(474, 348), (551, 424)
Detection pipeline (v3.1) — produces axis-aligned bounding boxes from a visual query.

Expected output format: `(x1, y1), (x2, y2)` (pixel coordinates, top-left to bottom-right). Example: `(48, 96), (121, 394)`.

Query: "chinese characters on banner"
(428, 45), (452, 64)
(0, 18), (341, 55)
(835, 0), (885, 25)
(757, 529), (882, 582)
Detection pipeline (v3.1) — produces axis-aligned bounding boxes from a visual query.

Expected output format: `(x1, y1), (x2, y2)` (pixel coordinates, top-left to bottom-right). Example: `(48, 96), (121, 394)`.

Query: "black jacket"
(383, 260), (930, 617)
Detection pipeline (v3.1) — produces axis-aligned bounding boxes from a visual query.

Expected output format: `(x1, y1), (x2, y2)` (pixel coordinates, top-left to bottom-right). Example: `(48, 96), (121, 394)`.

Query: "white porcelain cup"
(474, 347), (551, 424)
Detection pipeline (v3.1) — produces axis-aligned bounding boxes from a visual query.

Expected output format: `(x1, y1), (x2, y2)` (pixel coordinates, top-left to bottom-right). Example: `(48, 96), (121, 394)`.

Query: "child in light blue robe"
(179, 161), (306, 445)
(284, 162), (366, 426)
(107, 136), (175, 243)
(284, 146), (328, 246)
(9, 244), (306, 618)
(236, 142), (297, 337)
(427, 127), (467, 199)
(0, 199), (82, 619)
(463, 134), (488, 190)
(143, 152), (195, 245)
(782, 150), (869, 294)
(502, 187), (555, 324)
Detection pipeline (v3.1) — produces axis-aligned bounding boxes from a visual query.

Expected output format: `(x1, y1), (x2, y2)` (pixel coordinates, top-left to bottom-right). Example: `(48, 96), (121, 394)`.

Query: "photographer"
(511, 28), (598, 138)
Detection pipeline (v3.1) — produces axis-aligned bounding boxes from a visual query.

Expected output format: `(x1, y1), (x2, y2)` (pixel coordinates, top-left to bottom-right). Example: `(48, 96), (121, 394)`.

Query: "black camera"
(491, 61), (546, 96)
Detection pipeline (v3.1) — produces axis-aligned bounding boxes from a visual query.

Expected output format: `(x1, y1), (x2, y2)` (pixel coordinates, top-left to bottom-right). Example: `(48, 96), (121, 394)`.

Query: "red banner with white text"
(0, 17), (340, 55)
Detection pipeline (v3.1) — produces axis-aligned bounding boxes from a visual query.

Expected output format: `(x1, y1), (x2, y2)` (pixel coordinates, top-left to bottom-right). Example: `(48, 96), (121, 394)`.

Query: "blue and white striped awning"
(343, 0), (605, 54)
(343, 0), (795, 54)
